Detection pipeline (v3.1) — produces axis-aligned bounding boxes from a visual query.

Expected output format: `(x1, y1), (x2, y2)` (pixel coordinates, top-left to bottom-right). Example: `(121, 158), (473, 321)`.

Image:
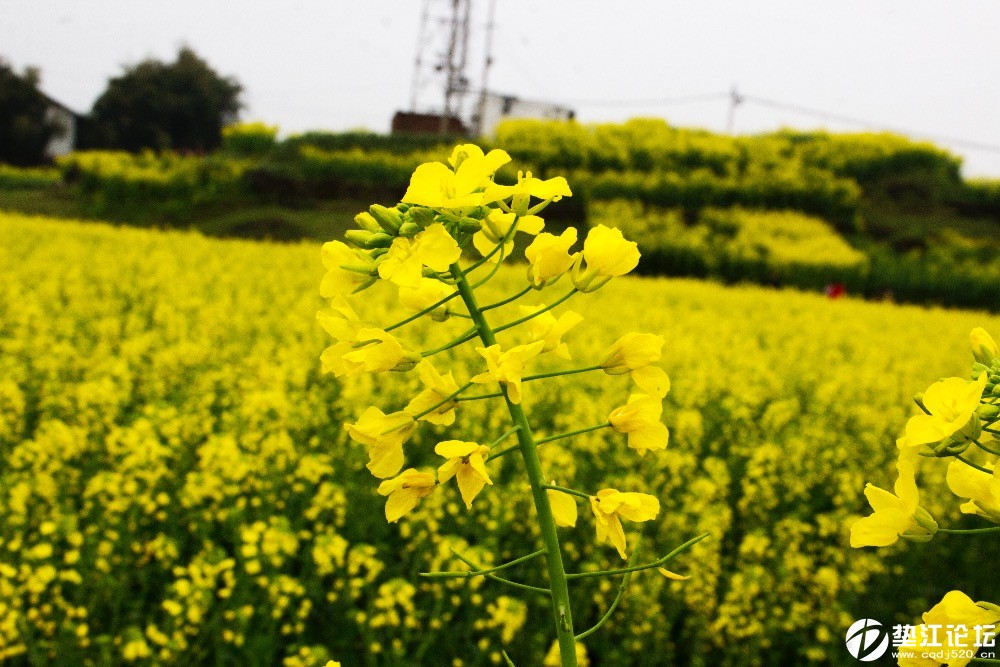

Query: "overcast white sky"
(4, 1), (1000, 176)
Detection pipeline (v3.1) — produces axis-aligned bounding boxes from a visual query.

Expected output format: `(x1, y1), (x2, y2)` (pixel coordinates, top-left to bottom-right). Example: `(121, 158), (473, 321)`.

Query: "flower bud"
(407, 206), (436, 227)
(369, 204), (402, 233)
(345, 230), (394, 249)
(459, 216), (484, 232)
(971, 328), (998, 364)
(910, 506), (939, 536)
(978, 404), (1000, 420)
(398, 222), (421, 238)
(354, 211), (382, 233)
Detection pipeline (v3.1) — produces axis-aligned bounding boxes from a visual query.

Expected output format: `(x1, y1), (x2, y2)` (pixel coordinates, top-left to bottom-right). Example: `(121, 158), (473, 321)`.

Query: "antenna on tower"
(406, 0), (483, 136)
(472, 0), (498, 137)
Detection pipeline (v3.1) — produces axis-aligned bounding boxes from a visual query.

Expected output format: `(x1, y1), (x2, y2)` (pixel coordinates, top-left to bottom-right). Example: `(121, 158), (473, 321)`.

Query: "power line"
(556, 88), (1000, 156)
(566, 91), (729, 107)
(740, 93), (1000, 155)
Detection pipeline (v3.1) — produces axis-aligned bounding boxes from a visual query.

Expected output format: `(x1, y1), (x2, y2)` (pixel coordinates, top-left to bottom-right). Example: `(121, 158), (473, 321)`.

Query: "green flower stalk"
(315, 144), (703, 665)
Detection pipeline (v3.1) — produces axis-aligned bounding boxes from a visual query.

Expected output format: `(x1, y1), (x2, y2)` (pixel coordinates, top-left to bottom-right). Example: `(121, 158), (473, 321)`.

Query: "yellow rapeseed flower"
(472, 209), (545, 262)
(435, 440), (492, 509)
(850, 460), (937, 547)
(401, 145), (510, 210)
(482, 170), (572, 215)
(470, 341), (545, 404)
(572, 224), (641, 292)
(377, 224), (462, 288)
(947, 458), (1000, 522)
(344, 408), (416, 478)
(590, 489), (660, 559)
(899, 591), (1000, 667)
(320, 241), (376, 297)
(601, 332), (671, 398)
(520, 305), (583, 360)
(905, 374), (988, 445)
(405, 360), (461, 426)
(524, 228), (578, 287)
(399, 278), (455, 320)
(377, 469), (437, 522)
(608, 394), (669, 456)
(971, 327), (998, 364)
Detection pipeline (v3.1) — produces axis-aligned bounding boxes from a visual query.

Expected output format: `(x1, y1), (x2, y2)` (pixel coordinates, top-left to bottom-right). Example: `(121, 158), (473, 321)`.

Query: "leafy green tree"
(88, 47), (242, 152)
(0, 59), (64, 165)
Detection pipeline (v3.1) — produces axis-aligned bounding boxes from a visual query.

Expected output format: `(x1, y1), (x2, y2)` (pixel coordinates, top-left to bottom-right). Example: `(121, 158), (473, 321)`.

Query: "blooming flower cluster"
(851, 327), (1000, 666)
(316, 144), (693, 664)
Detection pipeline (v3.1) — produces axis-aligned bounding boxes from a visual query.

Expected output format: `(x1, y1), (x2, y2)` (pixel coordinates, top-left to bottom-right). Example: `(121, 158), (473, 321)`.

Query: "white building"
(42, 94), (81, 158)
(475, 92), (574, 137)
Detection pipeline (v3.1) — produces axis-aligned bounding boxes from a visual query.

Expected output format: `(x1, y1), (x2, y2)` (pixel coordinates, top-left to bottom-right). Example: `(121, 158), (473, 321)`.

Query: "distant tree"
(0, 59), (64, 165)
(88, 47), (242, 152)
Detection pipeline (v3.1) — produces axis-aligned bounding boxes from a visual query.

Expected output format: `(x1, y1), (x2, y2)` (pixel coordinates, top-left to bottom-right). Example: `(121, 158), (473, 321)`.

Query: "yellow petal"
(849, 509), (909, 547)
(630, 366), (671, 398)
(547, 484), (578, 528)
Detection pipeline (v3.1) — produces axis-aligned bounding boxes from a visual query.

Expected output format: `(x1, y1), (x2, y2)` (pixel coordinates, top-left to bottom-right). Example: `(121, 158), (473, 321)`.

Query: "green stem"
(493, 289), (578, 335)
(542, 484), (592, 501)
(938, 526), (1000, 534)
(450, 549), (551, 595)
(420, 548), (547, 579)
(501, 650), (517, 667)
(574, 538), (641, 641)
(450, 264), (579, 667)
(481, 285), (534, 312)
(566, 533), (709, 580)
(522, 365), (603, 383)
(384, 290), (461, 332)
(984, 427), (1000, 435)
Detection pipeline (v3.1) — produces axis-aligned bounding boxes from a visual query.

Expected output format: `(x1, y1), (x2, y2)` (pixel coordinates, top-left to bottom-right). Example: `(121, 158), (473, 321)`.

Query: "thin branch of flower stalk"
(492, 289), (578, 334)
(406, 381), (475, 422)
(488, 426), (522, 450)
(537, 423), (612, 445)
(566, 533), (709, 580)
(450, 549), (551, 596)
(973, 438), (1000, 456)
(463, 218), (520, 275)
(575, 538), (641, 641)
(501, 650), (518, 667)
(490, 422), (611, 460)
(522, 365), (603, 383)
(470, 243), (507, 289)
(937, 526), (1000, 534)
(541, 484), (592, 501)
(456, 391), (504, 402)
(481, 285), (534, 312)
(984, 427), (1000, 435)
(956, 454), (993, 474)
(420, 548), (547, 579)
(420, 327), (479, 357)
(384, 290), (463, 332)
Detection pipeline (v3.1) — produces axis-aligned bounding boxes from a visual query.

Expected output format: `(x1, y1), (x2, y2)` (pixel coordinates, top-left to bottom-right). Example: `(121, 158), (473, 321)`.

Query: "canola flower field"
(2, 210), (1000, 666)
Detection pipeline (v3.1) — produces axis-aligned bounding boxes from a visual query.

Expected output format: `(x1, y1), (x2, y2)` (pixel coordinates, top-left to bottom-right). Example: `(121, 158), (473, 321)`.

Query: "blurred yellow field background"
(2, 211), (998, 665)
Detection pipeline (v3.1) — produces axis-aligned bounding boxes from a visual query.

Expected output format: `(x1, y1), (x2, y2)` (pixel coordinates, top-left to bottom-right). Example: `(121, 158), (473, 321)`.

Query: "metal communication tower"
(408, 0), (496, 135)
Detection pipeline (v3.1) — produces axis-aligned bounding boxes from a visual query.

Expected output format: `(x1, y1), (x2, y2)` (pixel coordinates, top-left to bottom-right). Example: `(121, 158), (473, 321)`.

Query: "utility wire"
(548, 88), (1000, 156)
(741, 93), (1000, 155)
(566, 91), (729, 107)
